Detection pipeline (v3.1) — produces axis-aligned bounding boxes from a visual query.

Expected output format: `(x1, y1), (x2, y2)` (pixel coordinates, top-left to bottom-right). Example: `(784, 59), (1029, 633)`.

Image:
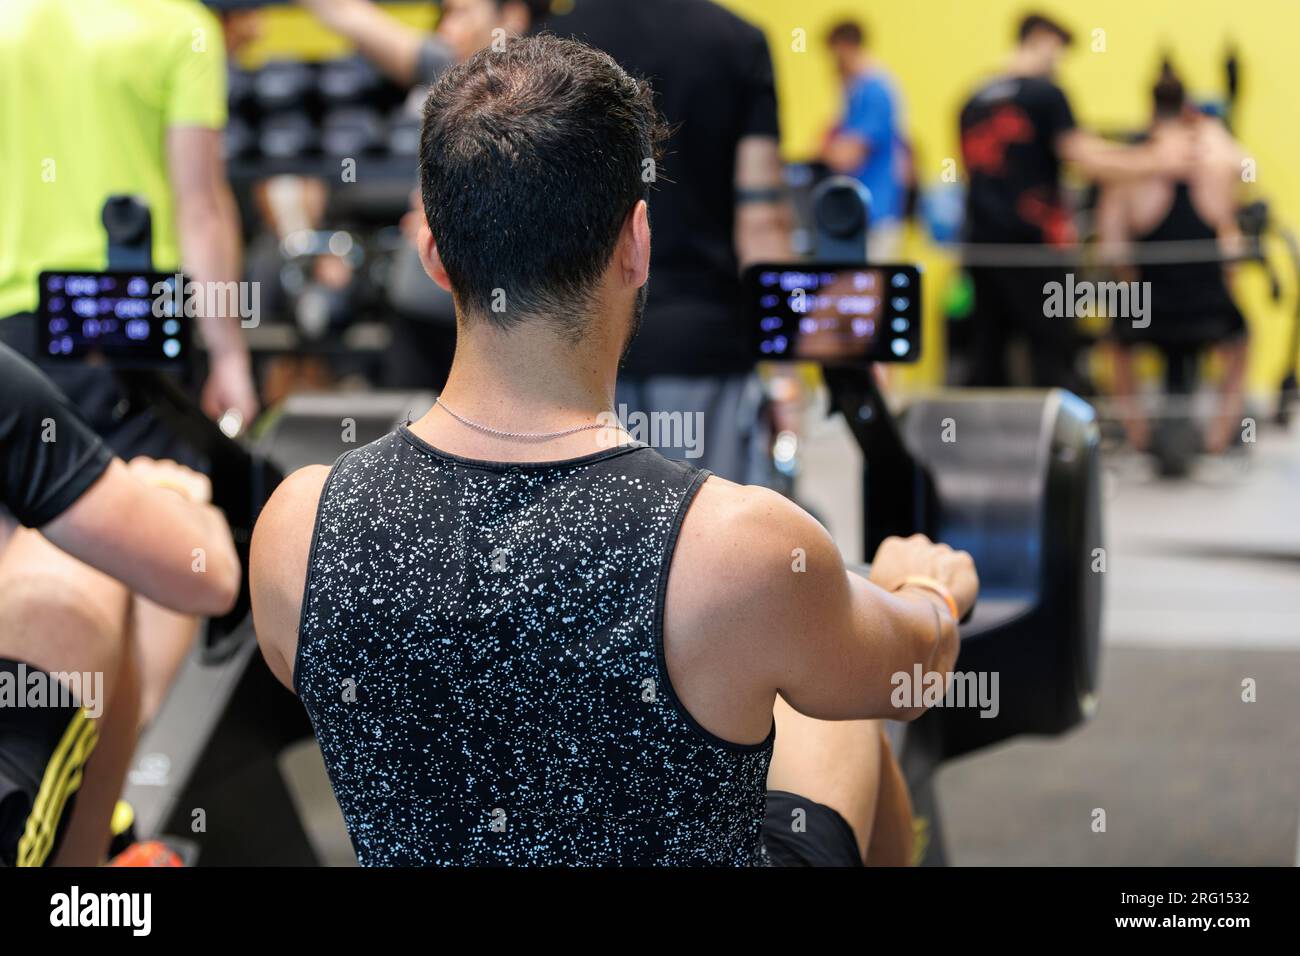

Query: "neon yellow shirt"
(0, 0), (227, 317)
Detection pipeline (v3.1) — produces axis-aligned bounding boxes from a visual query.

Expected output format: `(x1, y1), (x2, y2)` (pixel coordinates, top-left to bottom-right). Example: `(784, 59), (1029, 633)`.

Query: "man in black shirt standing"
(959, 13), (1193, 390)
(550, 0), (790, 482)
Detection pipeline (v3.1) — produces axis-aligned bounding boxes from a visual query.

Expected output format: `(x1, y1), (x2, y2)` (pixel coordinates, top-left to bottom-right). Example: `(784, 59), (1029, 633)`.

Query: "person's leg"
(51, 634), (139, 866)
(1028, 329), (1083, 393)
(131, 597), (199, 732)
(866, 221), (903, 262)
(1204, 336), (1250, 453)
(1022, 267), (1087, 394)
(0, 529), (136, 866)
(965, 268), (1010, 388)
(866, 726), (914, 866)
(1108, 342), (1151, 450)
(766, 695), (913, 865)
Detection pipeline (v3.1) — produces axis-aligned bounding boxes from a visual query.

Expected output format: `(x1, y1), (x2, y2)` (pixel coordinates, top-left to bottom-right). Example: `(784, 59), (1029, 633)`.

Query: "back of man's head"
(826, 20), (866, 49)
(1017, 12), (1073, 48)
(419, 34), (664, 339)
(1152, 64), (1186, 119)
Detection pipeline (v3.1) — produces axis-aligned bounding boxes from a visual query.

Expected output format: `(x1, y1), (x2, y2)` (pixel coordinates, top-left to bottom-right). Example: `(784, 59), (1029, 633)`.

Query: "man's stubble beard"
(620, 282), (648, 366)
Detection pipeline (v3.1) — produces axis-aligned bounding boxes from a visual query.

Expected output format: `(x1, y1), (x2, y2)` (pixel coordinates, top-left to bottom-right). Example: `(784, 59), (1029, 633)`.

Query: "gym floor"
(272, 397), (1300, 867)
(935, 413), (1300, 866)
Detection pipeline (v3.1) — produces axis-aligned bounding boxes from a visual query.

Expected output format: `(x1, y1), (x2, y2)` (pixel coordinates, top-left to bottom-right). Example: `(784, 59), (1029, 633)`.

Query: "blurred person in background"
(295, 0), (549, 89)
(550, 0), (792, 484)
(0, 0), (255, 424)
(820, 19), (911, 259)
(959, 12), (1194, 392)
(1096, 66), (1249, 453)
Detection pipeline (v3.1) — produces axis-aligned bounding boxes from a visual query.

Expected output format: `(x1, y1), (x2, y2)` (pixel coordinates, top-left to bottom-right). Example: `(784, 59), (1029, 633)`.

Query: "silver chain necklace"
(434, 397), (624, 441)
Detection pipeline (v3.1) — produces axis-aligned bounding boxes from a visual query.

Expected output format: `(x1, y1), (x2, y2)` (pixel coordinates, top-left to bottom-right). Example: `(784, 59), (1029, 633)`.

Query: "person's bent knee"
(0, 575), (127, 681)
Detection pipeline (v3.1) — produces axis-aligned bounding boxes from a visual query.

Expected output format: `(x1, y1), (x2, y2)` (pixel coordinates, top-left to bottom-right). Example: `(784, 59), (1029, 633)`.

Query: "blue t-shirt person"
(840, 71), (904, 225)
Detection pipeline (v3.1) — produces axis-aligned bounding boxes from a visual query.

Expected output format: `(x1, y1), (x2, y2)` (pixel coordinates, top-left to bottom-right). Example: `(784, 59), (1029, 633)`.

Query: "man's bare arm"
(734, 135), (791, 265)
(296, 0), (424, 87)
(166, 127), (257, 424)
(673, 481), (972, 725)
(1094, 181), (1140, 280)
(1058, 128), (1192, 184)
(41, 459), (240, 617)
(822, 132), (869, 176)
(250, 465), (331, 690)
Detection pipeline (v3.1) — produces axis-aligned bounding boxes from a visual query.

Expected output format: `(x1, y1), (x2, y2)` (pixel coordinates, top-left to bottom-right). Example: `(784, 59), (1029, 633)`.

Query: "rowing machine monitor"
(35, 196), (283, 653)
(37, 271), (192, 368)
(752, 177), (1103, 786)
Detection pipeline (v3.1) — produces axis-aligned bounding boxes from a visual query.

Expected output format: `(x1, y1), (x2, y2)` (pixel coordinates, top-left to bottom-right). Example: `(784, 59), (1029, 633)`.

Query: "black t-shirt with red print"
(960, 75), (1077, 246)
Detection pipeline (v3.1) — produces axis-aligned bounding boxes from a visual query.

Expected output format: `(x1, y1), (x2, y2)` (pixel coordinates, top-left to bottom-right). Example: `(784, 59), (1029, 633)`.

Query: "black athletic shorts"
(762, 789), (862, 867)
(0, 313), (203, 468)
(1110, 302), (1248, 348)
(0, 659), (99, 867)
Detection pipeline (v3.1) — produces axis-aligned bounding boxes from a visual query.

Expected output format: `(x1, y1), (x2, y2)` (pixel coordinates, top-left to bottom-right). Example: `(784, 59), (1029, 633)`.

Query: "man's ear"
(417, 222), (454, 293)
(621, 199), (651, 290)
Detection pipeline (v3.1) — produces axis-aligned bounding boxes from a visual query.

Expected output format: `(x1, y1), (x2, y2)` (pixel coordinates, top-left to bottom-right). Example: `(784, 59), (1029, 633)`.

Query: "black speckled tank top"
(295, 426), (774, 865)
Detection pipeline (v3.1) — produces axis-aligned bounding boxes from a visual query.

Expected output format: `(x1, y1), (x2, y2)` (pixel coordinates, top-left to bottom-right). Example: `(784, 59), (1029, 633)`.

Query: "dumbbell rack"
(226, 56), (422, 184)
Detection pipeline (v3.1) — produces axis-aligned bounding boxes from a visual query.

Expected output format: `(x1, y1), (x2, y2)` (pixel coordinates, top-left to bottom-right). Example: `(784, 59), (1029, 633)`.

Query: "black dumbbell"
(223, 116), (259, 163)
(387, 106), (422, 158)
(254, 60), (317, 114)
(228, 67), (258, 120)
(319, 56), (382, 106)
(321, 107), (386, 157)
(259, 112), (319, 160)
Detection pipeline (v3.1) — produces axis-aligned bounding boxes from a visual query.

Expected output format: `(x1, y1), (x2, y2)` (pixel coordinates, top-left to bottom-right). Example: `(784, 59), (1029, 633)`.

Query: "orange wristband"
(895, 575), (959, 622)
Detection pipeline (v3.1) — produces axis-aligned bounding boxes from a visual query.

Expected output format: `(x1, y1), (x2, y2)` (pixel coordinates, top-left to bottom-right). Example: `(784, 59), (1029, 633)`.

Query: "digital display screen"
(745, 263), (921, 365)
(38, 271), (190, 367)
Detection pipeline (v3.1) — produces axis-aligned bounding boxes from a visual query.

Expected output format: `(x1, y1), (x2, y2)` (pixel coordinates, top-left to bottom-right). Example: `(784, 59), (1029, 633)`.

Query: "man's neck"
(842, 52), (872, 82)
(1006, 48), (1050, 79)
(436, 321), (619, 431)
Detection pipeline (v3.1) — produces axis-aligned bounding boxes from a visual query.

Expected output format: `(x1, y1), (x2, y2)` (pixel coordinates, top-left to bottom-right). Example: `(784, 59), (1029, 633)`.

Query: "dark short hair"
(827, 20), (865, 48)
(1017, 13), (1073, 46)
(418, 34), (665, 336)
(1153, 65), (1186, 117)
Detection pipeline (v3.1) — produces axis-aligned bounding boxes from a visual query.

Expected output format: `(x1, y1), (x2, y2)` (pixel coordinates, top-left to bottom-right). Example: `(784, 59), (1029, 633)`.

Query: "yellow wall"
(719, 0), (1298, 387)
(237, 4), (436, 64)
(245, 1), (1298, 389)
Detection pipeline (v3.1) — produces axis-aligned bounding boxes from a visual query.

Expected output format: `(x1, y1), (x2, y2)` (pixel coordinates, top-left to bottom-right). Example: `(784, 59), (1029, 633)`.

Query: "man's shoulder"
(248, 463), (333, 686)
(1016, 74), (1070, 108)
(256, 463), (331, 556)
(113, 0), (222, 46)
(965, 73), (1060, 106)
(666, 475), (847, 688)
(852, 70), (898, 110)
(143, 0), (221, 28)
(678, 476), (839, 599)
(0, 341), (49, 411)
(250, 467), (330, 618)
(665, 0), (769, 54)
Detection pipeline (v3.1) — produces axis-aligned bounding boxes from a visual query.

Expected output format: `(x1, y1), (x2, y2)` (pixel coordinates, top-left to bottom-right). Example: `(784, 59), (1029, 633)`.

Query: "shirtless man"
(1096, 67), (1250, 453)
